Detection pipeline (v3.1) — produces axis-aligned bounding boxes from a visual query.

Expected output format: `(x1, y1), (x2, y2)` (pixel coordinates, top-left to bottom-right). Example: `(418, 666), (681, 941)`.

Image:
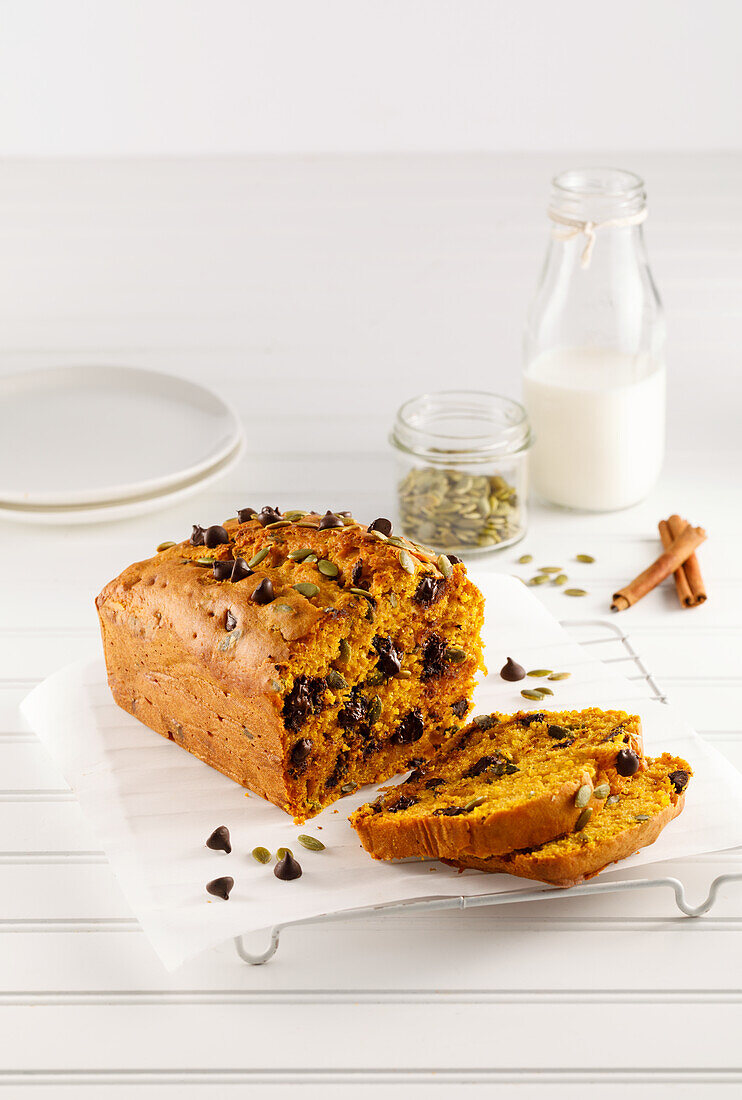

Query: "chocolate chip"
(404, 768), (423, 784)
(616, 748), (640, 777)
(289, 738), (313, 767)
(473, 714), (496, 730)
(388, 794), (417, 813)
(413, 576), (444, 607)
(206, 825), (232, 853)
(319, 510), (343, 529)
(230, 557), (253, 582)
(212, 559), (233, 581)
(500, 657), (526, 682)
(190, 524), (206, 546)
(448, 555), (462, 564)
(433, 806), (468, 817)
(205, 525), (230, 548)
(206, 876), (234, 900)
(351, 560), (365, 587)
(421, 633), (449, 680)
(425, 777), (444, 789)
(274, 850), (303, 880)
(368, 517), (392, 536)
(451, 698), (469, 718)
(225, 610), (237, 632)
(251, 578), (275, 605)
(283, 676), (326, 732)
(257, 506), (282, 527)
(372, 634), (403, 678)
(553, 738), (575, 748)
(325, 750), (349, 789)
(391, 708), (424, 745)
(519, 713), (546, 727)
(547, 724), (571, 739)
(669, 769), (689, 793)
(338, 686), (370, 730)
(237, 507), (257, 522)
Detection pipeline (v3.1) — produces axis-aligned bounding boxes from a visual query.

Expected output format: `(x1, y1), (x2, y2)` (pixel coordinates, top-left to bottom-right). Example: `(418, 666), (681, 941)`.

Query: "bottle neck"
(548, 167), (647, 269)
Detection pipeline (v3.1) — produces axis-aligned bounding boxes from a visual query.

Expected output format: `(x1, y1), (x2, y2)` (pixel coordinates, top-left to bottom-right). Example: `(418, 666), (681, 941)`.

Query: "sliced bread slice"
(350, 708), (644, 861)
(445, 754), (690, 886)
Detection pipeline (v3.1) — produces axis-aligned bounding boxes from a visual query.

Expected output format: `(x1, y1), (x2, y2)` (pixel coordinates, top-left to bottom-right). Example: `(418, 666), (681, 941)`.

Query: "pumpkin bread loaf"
(96, 507), (485, 822)
(349, 708), (644, 860)
(445, 753), (690, 886)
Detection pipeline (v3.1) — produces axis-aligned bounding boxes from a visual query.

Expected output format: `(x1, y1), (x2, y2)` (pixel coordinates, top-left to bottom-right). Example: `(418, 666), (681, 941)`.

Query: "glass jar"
(390, 390), (532, 555)
(523, 167), (665, 512)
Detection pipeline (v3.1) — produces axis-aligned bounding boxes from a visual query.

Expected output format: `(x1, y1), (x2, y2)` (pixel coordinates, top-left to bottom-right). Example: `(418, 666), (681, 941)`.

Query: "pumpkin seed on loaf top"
(350, 708), (644, 861)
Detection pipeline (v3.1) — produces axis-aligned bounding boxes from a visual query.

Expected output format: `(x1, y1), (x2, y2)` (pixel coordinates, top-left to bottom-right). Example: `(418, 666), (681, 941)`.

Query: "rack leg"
(234, 927), (281, 965)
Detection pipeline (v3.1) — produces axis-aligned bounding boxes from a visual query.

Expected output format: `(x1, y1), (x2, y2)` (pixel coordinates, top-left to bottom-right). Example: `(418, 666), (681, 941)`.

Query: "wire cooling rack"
(234, 619), (742, 965)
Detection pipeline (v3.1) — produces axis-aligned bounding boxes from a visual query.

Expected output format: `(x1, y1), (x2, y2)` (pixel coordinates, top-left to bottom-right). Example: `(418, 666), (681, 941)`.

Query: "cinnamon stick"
(658, 519), (694, 608)
(612, 524), (707, 611)
(667, 514), (707, 605)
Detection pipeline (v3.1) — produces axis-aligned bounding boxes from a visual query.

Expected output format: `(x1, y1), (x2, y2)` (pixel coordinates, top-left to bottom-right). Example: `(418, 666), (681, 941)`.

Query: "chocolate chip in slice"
(387, 794), (418, 813)
(547, 724), (571, 739)
(251, 578), (275, 605)
(274, 850), (303, 880)
(237, 507), (257, 522)
(290, 737), (313, 765)
(451, 698), (469, 718)
(669, 769), (689, 793)
(206, 875), (234, 899)
(372, 634), (402, 678)
(413, 576), (444, 607)
(225, 610), (237, 632)
(190, 524), (206, 546)
(391, 708), (424, 745)
(616, 748), (640, 777)
(500, 657), (526, 682)
(204, 525), (230, 548)
(206, 825), (232, 854)
(368, 517), (393, 537)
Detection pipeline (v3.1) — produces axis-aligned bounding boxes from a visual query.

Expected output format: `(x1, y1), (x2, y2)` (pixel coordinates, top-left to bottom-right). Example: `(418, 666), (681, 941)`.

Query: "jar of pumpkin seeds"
(390, 390), (532, 555)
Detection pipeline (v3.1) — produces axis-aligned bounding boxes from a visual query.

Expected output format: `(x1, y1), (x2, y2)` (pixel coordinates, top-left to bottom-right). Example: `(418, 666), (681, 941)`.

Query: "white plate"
(0, 365), (241, 505)
(0, 434), (244, 525)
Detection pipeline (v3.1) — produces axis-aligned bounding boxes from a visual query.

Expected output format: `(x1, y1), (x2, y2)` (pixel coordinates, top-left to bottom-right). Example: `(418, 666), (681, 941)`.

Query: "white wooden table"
(2, 153), (741, 1095)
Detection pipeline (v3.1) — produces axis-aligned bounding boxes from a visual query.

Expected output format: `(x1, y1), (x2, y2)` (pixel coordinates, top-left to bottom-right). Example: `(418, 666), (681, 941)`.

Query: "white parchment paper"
(21, 575), (742, 970)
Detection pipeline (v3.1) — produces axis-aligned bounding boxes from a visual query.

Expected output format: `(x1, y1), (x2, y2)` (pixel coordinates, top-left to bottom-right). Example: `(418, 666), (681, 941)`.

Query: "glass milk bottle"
(523, 168), (665, 511)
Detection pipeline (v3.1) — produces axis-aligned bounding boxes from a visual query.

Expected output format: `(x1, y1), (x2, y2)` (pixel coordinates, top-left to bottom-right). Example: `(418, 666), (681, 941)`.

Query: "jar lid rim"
(392, 389), (533, 461)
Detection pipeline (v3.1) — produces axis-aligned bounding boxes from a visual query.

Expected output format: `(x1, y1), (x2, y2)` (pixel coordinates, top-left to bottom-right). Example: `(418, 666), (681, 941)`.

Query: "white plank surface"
(1, 152), (740, 1094)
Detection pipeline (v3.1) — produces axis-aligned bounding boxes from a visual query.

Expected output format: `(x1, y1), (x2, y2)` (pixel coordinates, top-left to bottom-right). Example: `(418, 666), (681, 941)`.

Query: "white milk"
(523, 347), (665, 511)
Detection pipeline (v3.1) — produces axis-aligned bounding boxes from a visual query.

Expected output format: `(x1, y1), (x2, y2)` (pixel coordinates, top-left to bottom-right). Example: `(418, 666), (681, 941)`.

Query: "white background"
(3, 4), (742, 1095)
(1, 0), (741, 156)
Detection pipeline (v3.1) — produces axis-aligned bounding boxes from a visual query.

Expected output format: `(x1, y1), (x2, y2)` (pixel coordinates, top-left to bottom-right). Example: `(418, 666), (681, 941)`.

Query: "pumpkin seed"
(275, 603), (294, 614)
(574, 807), (592, 832)
(605, 794), (621, 807)
(370, 530), (389, 542)
(288, 547), (314, 562)
(575, 783), (593, 809)
(437, 554), (453, 578)
(340, 783), (358, 795)
(576, 554), (596, 563)
(533, 686), (554, 696)
(297, 834), (325, 851)
(157, 540), (176, 552)
(528, 574), (550, 585)
(463, 796), (486, 811)
(564, 588), (588, 597)
(389, 592), (398, 608)
(518, 554), (533, 564)
(367, 696), (382, 724)
(397, 669), (412, 678)
(248, 547), (270, 568)
(326, 670), (348, 691)
(295, 520), (320, 529)
(398, 549), (416, 575)
(593, 784), (611, 799)
(251, 846), (271, 864)
(293, 582), (319, 598)
(265, 520), (291, 529)
(527, 669), (553, 678)
(521, 689), (543, 701)
(276, 847), (292, 860)
(548, 672), (571, 681)
(350, 587), (376, 602)
(283, 510), (308, 520)
(634, 814), (650, 822)
(337, 638), (351, 664)
(538, 566), (562, 574)
(552, 574), (568, 586)
(317, 559), (338, 578)
(194, 557), (214, 566)
(446, 647), (467, 663)
(304, 553), (318, 563)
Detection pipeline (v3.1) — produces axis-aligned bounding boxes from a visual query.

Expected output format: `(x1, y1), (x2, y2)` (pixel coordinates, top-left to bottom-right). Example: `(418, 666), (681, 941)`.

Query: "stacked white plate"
(0, 366), (244, 524)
